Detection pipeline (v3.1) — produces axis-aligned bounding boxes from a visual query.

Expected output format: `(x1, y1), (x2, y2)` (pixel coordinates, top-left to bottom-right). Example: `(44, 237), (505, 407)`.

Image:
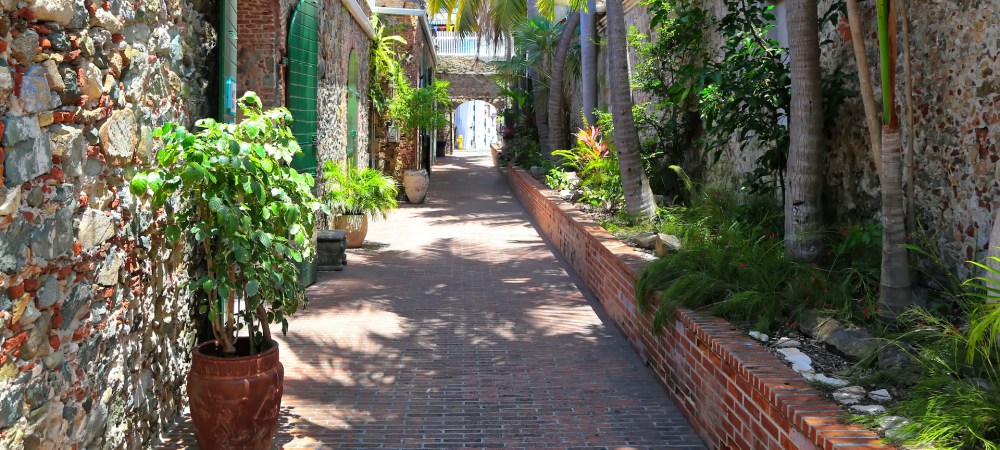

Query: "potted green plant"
(130, 92), (325, 450)
(388, 79), (451, 203)
(322, 161), (399, 248)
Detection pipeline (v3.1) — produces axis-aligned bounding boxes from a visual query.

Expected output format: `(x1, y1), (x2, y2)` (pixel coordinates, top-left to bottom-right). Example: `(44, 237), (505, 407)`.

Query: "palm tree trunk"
(846, 0), (882, 172)
(784, 0), (824, 261)
(879, 126), (911, 318)
(897, 0), (916, 234)
(580, 0), (597, 127)
(876, 0), (911, 319)
(605, 0), (655, 220)
(547, 12), (580, 153)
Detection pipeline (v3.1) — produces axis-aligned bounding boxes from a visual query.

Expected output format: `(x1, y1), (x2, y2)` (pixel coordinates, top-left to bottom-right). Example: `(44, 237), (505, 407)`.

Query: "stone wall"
(820, 0), (1000, 275)
(0, 0), (215, 447)
(316, 0), (371, 173)
(564, 1), (1000, 275)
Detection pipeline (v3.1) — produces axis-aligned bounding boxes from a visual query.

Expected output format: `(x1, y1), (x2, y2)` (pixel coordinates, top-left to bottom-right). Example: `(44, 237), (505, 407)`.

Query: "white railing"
(433, 31), (508, 60)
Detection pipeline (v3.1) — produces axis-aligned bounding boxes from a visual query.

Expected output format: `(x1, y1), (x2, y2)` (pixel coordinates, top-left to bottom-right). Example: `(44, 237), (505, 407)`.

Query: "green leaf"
(246, 280), (260, 298)
(165, 225), (181, 242)
(130, 173), (148, 195)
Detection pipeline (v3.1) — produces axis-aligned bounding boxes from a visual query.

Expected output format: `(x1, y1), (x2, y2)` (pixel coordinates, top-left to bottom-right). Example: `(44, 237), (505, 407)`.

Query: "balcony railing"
(433, 31), (508, 60)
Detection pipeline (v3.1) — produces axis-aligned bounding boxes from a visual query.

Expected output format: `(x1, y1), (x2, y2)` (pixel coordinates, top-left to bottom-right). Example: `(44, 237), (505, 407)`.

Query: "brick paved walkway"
(158, 151), (705, 449)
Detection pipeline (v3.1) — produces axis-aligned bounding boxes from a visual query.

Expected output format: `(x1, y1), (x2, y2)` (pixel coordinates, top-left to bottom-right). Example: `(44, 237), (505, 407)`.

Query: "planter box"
(501, 163), (888, 450)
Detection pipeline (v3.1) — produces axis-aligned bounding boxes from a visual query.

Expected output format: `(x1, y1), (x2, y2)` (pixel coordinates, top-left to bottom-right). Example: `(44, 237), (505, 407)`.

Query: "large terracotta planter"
(334, 214), (368, 248)
(403, 169), (428, 204)
(188, 338), (284, 450)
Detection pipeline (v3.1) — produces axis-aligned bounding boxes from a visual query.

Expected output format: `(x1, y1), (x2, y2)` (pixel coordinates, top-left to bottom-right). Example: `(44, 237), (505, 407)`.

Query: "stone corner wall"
(0, 0), (216, 447)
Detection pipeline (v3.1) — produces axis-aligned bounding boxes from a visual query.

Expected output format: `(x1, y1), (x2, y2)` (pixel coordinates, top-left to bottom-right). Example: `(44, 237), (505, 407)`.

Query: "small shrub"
(552, 126), (623, 209)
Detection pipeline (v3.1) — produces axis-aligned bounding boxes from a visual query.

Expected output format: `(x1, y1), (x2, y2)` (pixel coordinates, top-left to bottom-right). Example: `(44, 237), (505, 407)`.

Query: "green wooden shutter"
(287, 0), (319, 175)
(219, 0), (237, 123)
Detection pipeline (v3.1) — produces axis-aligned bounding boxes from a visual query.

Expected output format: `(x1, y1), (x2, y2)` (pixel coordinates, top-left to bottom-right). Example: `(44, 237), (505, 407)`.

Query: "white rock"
(868, 389), (892, 403)
(878, 416), (914, 440)
(833, 387), (865, 406)
(777, 347), (813, 373)
(749, 331), (769, 342)
(80, 61), (104, 98)
(635, 232), (658, 249)
(775, 337), (801, 348)
(0, 187), (21, 216)
(850, 404), (886, 415)
(33, 0), (77, 25)
(804, 373), (849, 388)
(18, 301), (41, 326)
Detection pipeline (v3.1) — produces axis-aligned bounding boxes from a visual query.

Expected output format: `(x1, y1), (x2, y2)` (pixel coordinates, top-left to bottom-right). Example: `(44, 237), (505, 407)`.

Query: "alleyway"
(158, 150), (705, 449)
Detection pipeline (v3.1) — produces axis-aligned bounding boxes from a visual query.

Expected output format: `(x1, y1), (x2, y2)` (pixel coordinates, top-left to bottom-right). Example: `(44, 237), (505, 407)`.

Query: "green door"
(287, 0), (319, 175)
(346, 50), (359, 166)
(219, 0), (237, 123)
(287, 0), (320, 287)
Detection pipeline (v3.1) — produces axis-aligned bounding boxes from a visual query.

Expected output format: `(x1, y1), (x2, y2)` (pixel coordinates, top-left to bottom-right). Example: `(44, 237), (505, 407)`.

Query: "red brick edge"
(502, 164), (888, 450)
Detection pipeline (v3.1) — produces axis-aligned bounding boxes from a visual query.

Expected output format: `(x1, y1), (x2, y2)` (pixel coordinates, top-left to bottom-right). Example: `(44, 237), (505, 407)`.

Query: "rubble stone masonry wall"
(0, 0), (216, 446)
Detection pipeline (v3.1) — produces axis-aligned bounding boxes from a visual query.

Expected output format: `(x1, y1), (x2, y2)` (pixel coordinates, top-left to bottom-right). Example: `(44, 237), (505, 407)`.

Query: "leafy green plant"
(498, 135), (548, 169)
(369, 14), (407, 114)
(634, 186), (882, 333)
(130, 92), (325, 356)
(552, 126), (623, 209)
(878, 262), (1000, 449)
(389, 79), (452, 132)
(321, 161), (399, 219)
(545, 167), (576, 191)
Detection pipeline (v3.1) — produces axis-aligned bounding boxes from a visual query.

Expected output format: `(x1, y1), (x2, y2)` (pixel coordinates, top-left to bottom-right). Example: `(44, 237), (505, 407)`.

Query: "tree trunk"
(605, 0), (655, 220)
(846, 0), (882, 172)
(879, 126), (911, 319)
(580, 0), (598, 127)
(531, 71), (550, 156)
(784, 0), (825, 261)
(526, 0), (550, 156)
(548, 12), (580, 153)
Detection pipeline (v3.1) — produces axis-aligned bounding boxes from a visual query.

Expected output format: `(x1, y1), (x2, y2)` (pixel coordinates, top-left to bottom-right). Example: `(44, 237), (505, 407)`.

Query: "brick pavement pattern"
(157, 151), (705, 449)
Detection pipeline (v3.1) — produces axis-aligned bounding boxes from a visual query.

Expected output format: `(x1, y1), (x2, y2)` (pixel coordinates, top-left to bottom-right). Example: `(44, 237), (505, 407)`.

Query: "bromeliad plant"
(130, 92), (326, 357)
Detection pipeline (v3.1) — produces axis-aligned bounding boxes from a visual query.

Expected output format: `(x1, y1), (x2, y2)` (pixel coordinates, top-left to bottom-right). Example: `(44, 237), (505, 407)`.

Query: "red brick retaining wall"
(502, 164), (888, 450)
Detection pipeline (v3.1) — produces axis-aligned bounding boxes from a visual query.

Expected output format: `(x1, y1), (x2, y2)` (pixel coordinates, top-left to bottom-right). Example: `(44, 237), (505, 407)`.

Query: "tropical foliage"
(322, 161), (399, 219)
(369, 14), (407, 114)
(130, 92), (325, 356)
(388, 79), (452, 132)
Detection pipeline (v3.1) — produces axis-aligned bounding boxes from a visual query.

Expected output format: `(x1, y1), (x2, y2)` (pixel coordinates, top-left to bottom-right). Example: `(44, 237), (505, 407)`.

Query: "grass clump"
(634, 185), (881, 334)
(871, 257), (1000, 449)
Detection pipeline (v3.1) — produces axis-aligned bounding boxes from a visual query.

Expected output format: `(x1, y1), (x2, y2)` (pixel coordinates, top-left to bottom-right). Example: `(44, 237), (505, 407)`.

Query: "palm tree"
(605, 0), (655, 220)
(579, 0), (597, 127)
(513, 16), (562, 156)
(547, 11), (580, 152)
(875, 0), (911, 319)
(783, 0), (824, 261)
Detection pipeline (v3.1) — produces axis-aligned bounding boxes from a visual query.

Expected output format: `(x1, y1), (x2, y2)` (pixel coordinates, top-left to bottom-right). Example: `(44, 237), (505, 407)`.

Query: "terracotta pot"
(334, 214), (368, 248)
(403, 169), (428, 204)
(188, 338), (284, 450)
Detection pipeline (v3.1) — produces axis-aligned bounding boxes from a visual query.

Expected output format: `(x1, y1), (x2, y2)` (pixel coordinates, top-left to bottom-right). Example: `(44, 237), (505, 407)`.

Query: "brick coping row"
(499, 160), (888, 450)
